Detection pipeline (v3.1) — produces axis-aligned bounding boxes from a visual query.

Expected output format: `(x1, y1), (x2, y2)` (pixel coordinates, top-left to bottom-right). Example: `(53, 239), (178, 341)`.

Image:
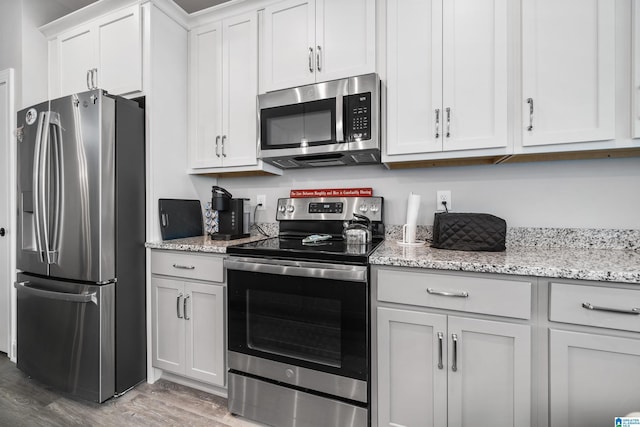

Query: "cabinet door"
(634, 1), (640, 138)
(385, 0), (442, 155)
(522, 0), (615, 147)
(96, 5), (142, 95)
(58, 25), (95, 96)
(377, 307), (447, 427)
(315, 0), (375, 83)
(262, 0), (316, 91)
(447, 316), (531, 427)
(221, 12), (259, 167)
(185, 282), (225, 386)
(189, 22), (224, 169)
(151, 277), (186, 375)
(442, 0), (508, 151)
(549, 329), (640, 427)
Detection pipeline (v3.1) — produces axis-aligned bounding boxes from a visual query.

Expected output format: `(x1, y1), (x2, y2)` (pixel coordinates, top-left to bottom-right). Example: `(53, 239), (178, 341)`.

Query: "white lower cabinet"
(374, 267), (532, 427)
(547, 282), (640, 426)
(151, 251), (226, 387)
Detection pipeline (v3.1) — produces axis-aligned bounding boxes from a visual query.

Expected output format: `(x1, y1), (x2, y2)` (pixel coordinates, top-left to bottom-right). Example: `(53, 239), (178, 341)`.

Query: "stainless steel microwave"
(257, 73), (380, 169)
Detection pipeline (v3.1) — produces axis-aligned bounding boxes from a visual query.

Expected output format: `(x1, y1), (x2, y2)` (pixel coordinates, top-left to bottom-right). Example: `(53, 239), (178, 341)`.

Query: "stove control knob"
(286, 205), (295, 213)
(359, 204), (368, 213)
(370, 204), (379, 213)
(278, 205), (286, 213)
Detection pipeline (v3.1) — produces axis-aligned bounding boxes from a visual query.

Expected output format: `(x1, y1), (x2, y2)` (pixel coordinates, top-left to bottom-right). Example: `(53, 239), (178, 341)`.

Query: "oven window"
(261, 98), (336, 149)
(247, 290), (341, 367)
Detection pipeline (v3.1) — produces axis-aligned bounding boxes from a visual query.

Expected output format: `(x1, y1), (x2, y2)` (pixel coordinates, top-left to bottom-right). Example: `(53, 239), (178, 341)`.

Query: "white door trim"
(0, 68), (16, 360)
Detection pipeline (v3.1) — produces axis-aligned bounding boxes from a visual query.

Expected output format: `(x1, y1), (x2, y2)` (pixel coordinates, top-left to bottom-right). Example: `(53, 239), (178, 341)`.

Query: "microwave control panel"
(344, 92), (371, 142)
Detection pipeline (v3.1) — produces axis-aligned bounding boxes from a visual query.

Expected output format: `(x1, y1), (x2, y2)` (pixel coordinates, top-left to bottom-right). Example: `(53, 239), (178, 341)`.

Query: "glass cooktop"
(226, 236), (384, 265)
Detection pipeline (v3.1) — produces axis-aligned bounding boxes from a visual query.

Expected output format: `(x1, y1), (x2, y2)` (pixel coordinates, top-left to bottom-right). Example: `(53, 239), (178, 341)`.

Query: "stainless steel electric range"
(225, 196), (384, 427)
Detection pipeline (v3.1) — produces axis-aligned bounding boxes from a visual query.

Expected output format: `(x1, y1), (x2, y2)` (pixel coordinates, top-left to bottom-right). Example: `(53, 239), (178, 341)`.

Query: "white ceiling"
(52, 0), (232, 16)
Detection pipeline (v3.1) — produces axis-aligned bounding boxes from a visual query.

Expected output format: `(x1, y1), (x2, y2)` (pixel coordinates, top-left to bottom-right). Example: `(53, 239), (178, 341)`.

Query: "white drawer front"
(377, 269), (532, 319)
(550, 283), (640, 332)
(151, 250), (224, 283)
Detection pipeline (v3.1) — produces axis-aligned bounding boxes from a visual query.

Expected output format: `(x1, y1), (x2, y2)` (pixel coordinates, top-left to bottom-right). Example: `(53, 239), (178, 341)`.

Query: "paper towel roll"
(406, 192), (421, 225)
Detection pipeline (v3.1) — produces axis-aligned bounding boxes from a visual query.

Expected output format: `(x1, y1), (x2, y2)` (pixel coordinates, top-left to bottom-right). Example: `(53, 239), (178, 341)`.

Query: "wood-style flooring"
(0, 354), (261, 427)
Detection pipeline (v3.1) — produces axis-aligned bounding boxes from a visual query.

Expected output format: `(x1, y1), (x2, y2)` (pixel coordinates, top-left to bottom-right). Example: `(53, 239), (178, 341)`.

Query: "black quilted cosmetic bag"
(432, 212), (506, 252)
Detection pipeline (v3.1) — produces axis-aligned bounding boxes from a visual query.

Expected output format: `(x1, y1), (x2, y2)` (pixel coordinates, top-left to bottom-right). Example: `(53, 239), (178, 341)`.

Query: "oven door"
(226, 257), (368, 389)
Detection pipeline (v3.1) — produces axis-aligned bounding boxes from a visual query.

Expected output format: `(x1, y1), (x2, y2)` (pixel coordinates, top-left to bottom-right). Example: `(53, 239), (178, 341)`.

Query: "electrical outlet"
(436, 190), (452, 211)
(256, 195), (266, 211)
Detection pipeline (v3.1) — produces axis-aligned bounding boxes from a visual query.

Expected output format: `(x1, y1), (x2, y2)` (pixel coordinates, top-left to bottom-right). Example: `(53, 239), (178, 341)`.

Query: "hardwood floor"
(0, 354), (261, 427)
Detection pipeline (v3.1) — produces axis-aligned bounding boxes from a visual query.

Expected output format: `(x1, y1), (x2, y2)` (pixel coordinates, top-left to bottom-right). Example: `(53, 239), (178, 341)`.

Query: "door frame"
(0, 68), (16, 360)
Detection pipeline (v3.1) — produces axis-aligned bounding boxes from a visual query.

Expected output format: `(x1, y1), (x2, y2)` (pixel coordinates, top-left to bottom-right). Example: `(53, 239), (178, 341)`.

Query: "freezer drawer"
(15, 273), (115, 402)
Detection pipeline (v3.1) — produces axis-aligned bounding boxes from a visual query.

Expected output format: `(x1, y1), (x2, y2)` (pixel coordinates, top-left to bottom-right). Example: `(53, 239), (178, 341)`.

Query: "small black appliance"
(210, 186), (249, 240)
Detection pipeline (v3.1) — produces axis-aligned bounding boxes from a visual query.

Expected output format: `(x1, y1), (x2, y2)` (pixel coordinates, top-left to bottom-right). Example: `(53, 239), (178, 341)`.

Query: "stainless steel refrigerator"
(15, 90), (146, 402)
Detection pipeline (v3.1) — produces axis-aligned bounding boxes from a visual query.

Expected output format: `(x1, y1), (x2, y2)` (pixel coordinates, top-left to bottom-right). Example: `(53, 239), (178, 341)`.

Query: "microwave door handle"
(336, 94), (344, 143)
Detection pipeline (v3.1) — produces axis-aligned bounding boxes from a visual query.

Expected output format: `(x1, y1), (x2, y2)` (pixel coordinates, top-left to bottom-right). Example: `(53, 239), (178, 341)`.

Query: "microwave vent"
(351, 152), (379, 164)
(272, 159), (300, 169)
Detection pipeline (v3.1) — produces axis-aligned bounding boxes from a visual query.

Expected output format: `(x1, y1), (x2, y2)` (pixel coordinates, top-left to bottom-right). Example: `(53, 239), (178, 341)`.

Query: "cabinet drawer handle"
(427, 288), (469, 298)
(451, 334), (458, 372)
(437, 332), (444, 370)
(176, 293), (183, 319)
(173, 264), (195, 270)
(184, 295), (190, 320)
(581, 302), (640, 315)
(434, 109), (440, 139)
(308, 47), (314, 73)
(526, 98), (534, 131)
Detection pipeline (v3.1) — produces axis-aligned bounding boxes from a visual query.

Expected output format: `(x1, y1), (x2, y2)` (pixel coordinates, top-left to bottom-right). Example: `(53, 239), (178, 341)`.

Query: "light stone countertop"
(145, 235), (269, 254)
(370, 240), (640, 284)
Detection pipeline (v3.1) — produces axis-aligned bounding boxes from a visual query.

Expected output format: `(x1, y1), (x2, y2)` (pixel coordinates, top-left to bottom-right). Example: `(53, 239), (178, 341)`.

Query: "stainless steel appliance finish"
(258, 73), (380, 169)
(15, 90), (146, 402)
(228, 372), (368, 427)
(226, 196), (384, 427)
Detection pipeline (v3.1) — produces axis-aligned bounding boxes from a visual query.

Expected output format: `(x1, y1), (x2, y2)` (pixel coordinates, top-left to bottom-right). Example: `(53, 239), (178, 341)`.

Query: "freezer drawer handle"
(581, 302), (640, 315)
(14, 281), (97, 305)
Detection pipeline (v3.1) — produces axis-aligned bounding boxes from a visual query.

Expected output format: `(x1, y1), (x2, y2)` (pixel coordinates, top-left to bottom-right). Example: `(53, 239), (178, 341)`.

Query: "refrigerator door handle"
(32, 112), (47, 263)
(15, 281), (98, 305)
(48, 113), (63, 264)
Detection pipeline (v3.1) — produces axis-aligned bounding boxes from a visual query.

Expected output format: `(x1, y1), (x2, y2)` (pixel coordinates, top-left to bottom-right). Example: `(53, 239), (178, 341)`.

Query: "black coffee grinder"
(210, 186), (250, 240)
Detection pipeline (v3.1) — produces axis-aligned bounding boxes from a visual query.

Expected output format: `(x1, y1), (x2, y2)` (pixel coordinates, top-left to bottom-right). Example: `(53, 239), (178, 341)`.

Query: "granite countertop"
(145, 235), (269, 254)
(370, 241), (640, 284)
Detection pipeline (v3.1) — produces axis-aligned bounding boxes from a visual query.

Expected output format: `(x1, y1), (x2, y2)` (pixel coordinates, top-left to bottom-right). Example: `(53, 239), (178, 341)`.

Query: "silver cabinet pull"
(176, 293), (183, 319)
(451, 334), (458, 372)
(86, 70), (92, 90)
(316, 45), (322, 71)
(582, 302), (640, 315)
(184, 295), (190, 320)
(92, 68), (98, 89)
(435, 109), (440, 139)
(221, 135), (227, 157)
(173, 264), (195, 270)
(437, 332), (444, 369)
(427, 288), (469, 298)
(526, 98), (534, 131)
(308, 47), (314, 73)
(445, 107), (451, 138)
(215, 135), (221, 158)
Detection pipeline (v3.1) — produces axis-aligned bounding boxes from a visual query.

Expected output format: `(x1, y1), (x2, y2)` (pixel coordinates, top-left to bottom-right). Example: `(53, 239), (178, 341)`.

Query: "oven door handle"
(224, 257), (367, 283)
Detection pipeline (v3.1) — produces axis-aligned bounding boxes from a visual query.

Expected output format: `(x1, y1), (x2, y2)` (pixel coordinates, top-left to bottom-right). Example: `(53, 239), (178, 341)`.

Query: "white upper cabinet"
(54, 5), (142, 97)
(634, 1), (640, 138)
(521, 0), (615, 148)
(385, 0), (509, 158)
(262, 0), (375, 92)
(189, 12), (259, 170)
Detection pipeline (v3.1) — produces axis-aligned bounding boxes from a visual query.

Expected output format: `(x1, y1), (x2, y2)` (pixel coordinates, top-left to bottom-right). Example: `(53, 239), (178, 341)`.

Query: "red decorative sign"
(290, 188), (373, 198)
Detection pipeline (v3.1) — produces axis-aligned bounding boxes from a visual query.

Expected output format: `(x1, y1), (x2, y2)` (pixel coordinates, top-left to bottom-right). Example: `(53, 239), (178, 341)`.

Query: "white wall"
(193, 157), (640, 229)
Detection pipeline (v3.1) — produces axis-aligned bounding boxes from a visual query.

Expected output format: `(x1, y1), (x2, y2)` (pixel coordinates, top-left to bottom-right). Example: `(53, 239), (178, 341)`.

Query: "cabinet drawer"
(377, 269), (532, 319)
(550, 283), (640, 332)
(151, 251), (224, 283)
